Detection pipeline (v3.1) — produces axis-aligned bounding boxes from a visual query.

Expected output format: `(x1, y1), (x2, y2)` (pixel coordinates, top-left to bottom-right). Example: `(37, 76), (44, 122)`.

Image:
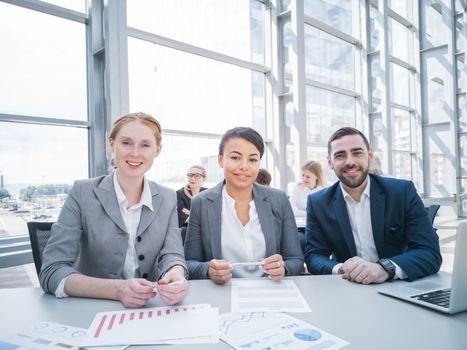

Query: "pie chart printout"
(293, 328), (322, 342)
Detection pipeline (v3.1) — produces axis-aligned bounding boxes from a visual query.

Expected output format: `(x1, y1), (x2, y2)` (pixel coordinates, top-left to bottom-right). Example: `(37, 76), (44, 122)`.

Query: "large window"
(127, 0), (269, 190)
(0, 2), (88, 238)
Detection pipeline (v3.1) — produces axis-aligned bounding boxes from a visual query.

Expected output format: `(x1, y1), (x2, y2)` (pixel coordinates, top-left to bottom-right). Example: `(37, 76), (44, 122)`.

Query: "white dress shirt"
(289, 184), (322, 218)
(221, 186), (266, 278)
(54, 172), (153, 297)
(332, 177), (407, 279)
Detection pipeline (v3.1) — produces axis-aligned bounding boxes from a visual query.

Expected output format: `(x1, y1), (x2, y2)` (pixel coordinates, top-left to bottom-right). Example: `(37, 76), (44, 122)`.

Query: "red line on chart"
(119, 314), (125, 324)
(130, 312), (135, 320)
(166, 309), (170, 315)
(139, 312), (144, 319)
(148, 311), (153, 318)
(107, 314), (116, 330)
(157, 310), (161, 316)
(94, 315), (107, 338)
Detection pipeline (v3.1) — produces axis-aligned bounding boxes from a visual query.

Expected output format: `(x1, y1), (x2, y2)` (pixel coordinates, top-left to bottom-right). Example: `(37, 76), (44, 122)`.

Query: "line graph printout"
(81, 304), (219, 347)
(231, 279), (311, 312)
(219, 312), (349, 350)
(0, 321), (127, 350)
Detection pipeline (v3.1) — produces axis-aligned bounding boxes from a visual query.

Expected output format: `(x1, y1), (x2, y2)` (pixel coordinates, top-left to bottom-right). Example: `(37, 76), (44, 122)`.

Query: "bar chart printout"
(219, 312), (349, 350)
(81, 304), (219, 347)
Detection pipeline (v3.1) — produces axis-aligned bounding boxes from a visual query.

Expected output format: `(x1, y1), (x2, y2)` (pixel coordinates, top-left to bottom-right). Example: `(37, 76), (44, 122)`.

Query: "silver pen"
(230, 261), (262, 268)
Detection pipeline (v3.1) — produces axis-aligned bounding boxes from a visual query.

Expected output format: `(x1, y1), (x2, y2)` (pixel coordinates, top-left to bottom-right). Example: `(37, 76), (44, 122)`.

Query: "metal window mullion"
(127, 27), (270, 74)
(86, 0), (107, 178)
(303, 14), (361, 47)
(381, 0), (393, 174)
(1, 0), (87, 23)
(290, 0), (307, 182)
(304, 79), (360, 98)
(0, 113), (89, 128)
(387, 8), (414, 28)
(452, 0), (464, 216)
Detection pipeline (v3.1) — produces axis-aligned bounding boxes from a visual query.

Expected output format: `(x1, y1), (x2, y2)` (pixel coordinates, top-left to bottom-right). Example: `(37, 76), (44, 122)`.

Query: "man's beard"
(336, 165), (369, 189)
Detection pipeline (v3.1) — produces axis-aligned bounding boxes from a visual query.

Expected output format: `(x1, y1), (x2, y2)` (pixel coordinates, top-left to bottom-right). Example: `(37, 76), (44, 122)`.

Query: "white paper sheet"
(231, 279), (311, 312)
(81, 304), (219, 347)
(220, 312), (349, 350)
(0, 321), (126, 350)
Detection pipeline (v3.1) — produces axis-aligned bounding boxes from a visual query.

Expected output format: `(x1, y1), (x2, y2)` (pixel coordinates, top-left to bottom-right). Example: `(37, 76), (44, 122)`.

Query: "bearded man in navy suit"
(305, 127), (441, 284)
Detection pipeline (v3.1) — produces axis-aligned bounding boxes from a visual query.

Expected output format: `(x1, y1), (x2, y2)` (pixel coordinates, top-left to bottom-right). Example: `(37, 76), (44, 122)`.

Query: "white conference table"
(0, 274), (466, 350)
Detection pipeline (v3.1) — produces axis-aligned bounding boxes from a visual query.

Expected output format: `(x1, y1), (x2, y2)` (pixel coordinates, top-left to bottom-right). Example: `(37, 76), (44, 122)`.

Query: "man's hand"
(340, 256), (389, 284)
(208, 259), (232, 284)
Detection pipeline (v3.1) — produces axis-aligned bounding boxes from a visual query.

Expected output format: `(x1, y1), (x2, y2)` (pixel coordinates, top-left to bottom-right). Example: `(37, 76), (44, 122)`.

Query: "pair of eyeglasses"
(187, 173), (204, 179)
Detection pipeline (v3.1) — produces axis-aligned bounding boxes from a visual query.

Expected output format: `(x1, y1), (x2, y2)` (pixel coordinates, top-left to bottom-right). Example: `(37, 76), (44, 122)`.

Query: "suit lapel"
(137, 181), (161, 236)
(370, 177), (385, 257)
(253, 184), (276, 257)
(92, 173), (127, 234)
(207, 182), (223, 259)
(333, 185), (357, 256)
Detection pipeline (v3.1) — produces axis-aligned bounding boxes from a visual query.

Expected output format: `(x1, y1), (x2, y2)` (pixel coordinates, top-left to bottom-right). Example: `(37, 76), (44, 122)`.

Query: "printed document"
(81, 304), (219, 347)
(220, 312), (349, 350)
(231, 279), (311, 312)
(0, 321), (126, 350)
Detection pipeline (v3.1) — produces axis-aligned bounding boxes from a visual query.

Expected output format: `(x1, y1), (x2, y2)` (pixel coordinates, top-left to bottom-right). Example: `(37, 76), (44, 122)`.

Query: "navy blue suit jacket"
(305, 174), (442, 281)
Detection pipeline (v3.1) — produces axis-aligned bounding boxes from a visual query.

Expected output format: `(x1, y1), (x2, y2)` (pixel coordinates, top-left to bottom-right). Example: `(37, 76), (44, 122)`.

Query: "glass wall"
(126, 0), (269, 189)
(0, 1), (88, 238)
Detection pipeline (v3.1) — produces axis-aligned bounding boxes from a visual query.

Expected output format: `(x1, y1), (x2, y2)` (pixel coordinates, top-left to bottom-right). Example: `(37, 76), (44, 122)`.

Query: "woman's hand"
(155, 265), (188, 305)
(261, 254), (286, 281)
(115, 278), (156, 308)
(208, 259), (232, 285)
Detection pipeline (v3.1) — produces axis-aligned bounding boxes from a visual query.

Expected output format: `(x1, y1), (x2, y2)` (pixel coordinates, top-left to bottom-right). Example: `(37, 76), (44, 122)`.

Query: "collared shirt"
(332, 177), (406, 279)
(113, 171), (153, 279)
(54, 172), (153, 298)
(221, 186), (266, 278)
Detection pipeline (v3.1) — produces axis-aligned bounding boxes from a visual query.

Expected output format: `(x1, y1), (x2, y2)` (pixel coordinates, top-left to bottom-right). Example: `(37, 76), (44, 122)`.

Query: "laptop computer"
(377, 222), (467, 314)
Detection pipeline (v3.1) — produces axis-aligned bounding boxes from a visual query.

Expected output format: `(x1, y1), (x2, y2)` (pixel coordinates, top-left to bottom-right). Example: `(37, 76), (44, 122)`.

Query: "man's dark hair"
(219, 127), (264, 158)
(327, 127), (370, 156)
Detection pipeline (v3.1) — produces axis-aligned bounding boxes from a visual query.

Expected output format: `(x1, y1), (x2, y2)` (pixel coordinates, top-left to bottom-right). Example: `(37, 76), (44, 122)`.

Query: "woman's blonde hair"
(301, 160), (325, 187)
(108, 112), (162, 167)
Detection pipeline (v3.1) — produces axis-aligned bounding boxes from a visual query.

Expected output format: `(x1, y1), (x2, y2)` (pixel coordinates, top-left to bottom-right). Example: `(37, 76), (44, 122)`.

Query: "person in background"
(177, 165), (207, 242)
(185, 127), (304, 284)
(289, 160), (326, 252)
(369, 154), (382, 175)
(255, 168), (272, 186)
(305, 127), (441, 284)
(40, 112), (188, 308)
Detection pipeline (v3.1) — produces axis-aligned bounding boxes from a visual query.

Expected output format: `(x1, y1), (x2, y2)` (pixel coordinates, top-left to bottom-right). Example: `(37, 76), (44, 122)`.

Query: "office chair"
(27, 221), (54, 276)
(425, 204), (440, 225)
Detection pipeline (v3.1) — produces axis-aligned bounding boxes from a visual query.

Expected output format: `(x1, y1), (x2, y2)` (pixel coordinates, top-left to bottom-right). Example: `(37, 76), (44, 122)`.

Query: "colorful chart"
(293, 328), (322, 341)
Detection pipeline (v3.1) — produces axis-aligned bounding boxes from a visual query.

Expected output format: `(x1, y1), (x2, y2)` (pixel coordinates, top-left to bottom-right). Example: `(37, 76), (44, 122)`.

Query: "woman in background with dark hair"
(184, 127), (303, 284)
(255, 168), (272, 186)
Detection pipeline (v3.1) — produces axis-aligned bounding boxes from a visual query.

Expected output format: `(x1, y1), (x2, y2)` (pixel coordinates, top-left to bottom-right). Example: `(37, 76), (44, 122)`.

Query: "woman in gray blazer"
(184, 127), (304, 284)
(40, 113), (188, 308)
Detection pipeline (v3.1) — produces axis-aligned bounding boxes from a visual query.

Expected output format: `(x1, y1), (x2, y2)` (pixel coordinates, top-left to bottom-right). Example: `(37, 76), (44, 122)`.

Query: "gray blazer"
(40, 173), (186, 294)
(184, 182), (304, 279)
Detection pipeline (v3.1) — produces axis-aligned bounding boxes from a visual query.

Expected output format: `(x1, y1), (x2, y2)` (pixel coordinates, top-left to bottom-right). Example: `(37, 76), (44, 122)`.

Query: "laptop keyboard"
(411, 288), (451, 308)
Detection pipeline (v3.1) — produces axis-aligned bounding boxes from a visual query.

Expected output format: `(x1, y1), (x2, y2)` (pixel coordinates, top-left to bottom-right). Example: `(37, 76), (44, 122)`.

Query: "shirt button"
(142, 273), (148, 278)
(139, 255), (145, 261)
(137, 236), (142, 242)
